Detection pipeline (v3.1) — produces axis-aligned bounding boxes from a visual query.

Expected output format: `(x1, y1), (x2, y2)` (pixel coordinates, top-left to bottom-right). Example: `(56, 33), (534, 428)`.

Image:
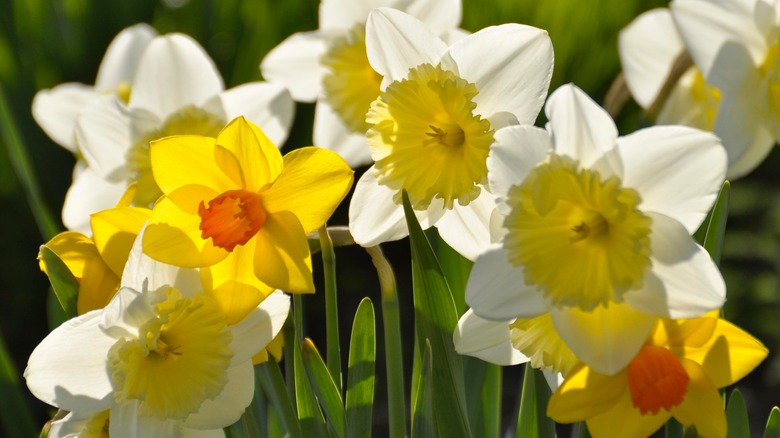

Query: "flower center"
(127, 105), (225, 206)
(108, 288), (233, 420)
(627, 345), (689, 415)
(503, 154), (652, 309)
(687, 69), (720, 129)
(366, 63), (494, 209)
(80, 409), (110, 438)
(759, 43), (780, 139)
(116, 81), (132, 104)
(198, 189), (267, 252)
(321, 24), (383, 133)
(509, 313), (578, 376)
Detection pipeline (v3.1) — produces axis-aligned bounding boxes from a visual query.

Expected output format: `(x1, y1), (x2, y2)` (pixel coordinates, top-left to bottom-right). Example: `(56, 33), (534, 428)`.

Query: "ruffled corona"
(108, 288), (233, 420)
(198, 189), (267, 252)
(366, 63), (494, 209)
(627, 345), (689, 415)
(509, 314), (578, 375)
(503, 154), (652, 310)
(80, 410), (110, 438)
(321, 24), (383, 133)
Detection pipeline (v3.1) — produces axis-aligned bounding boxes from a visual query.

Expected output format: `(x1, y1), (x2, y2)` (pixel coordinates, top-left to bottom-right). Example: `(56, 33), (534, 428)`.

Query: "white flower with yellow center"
(66, 32), (294, 234)
(670, 0), (780, 178)
(25, 229), (289, 437)
(466, 84), (727, 375)
(619, 9), (721, 132)
(260, 0), (467, 168)
(348, 8), (553, 260)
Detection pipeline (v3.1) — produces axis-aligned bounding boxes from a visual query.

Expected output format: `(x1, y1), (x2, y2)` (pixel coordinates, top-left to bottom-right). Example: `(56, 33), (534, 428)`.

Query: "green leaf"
(292, 296), (328, 437)
(412, 340), (436, 438)
(256, 360), (303, 438)
(726, 389), (750, 438)
(319, 226), (342, 391)
(702, 181), (730, 265)
(346, 298), (376, 438)
(402, 192), (472, 438)
(302, 338), (346, 438)
(573, 422), (592, 438)
(0, 329), (37, 438)
(665, 418), (685, 438)
(463, 357), (501, 437)
(765, 407), (780, 438)
(431, 232), (473, 314)
(516, 365), (554, 438)
(39, 246), (78, 319)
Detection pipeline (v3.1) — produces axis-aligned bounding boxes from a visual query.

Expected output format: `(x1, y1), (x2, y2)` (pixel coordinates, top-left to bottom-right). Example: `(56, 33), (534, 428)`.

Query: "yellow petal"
(252, 332), (285, 365)
(547, 363), (626, 423)
(150, 134), (240, 194)
(253, 210), (314, 293)
(262, 147), (354, 232)
(144, 185), (228, 268)
(200, 239), (276, 325)
(90, 207), (151, 276)
(115, 183), (137, 208)
(671, 359), (726, 438)
(215, 117), (283, 192)
(652, 316), (717, 349)
(586, 390), (669, 438)
(40, 232), (96, 278)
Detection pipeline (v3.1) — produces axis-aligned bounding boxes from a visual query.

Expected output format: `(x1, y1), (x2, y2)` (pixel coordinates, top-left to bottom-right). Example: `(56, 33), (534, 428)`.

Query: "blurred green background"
(3, 0), (779, 436)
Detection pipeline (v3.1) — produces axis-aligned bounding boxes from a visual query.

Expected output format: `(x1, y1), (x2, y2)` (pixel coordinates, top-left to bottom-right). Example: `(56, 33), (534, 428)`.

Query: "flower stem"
(319, 226), (342, 391)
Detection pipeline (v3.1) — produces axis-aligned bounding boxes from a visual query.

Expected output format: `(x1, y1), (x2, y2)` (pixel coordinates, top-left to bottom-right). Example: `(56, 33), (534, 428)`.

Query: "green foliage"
(345, 298), (376, 438)
(516, 365), (555, 438)
(302, 339), (346, 438)
(0, 331), (36, 438)
(765, 407), (780, 438)
(412, 340), (436, 438)
(702, 182), (730, 265)
(256, 360), (303, 438)
(727, 389), (750, 438)
(38, 247), (78, 320)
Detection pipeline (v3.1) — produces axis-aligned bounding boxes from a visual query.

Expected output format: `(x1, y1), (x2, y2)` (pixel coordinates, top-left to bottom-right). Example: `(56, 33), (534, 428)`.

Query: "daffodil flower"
(466, 84), (727, 375)
(66, 32), (295, 234)
(348, 8), (553, 260)
(32, 23), (157, 154)
(25, 228), (290, 437)
(670, 0), (779, 178)
(619, 9), (720, 131)
(142, 117), (353, 322)
(261, 0), (466, 168)
(548, 313), (768, 438)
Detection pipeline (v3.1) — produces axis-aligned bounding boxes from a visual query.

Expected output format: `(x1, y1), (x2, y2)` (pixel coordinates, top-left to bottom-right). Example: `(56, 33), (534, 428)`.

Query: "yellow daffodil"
(548, 313), (768, 438)
(142, 117), (353, 322)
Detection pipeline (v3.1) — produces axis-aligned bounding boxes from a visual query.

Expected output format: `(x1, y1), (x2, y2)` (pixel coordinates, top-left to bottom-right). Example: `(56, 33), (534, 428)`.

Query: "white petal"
(260, 31), (329, 102)
(465, 245), (550, 320)
(446, 24), (553, 125)
(619, 8), (686, 109)
(348, 168), (442, 246)
(183, 428), (225, 438)
(62, 163), (127, 234)
(220, 82), (294, 146)
(319, 0), (403, 31)
(110, 402), (179, 438)
(545, 84), (618, 168)
(32, 84), (99, 152)
(95, 23), (157, 92)
(487, 125), (551, 215)
(453, 309), (527, 366)
(436, 189), (497, 261)
(365, 7), (447, 84)
(229, 291), (290, 364)
(185, 361), (255, 429)
(76, 96), (133, 179)
(623, 212), (725, 319)
(25, 311), (115, 412)
(48, 411), (89, 438)
(129, 34), (224, 119)
(405, 0), (462, 37)
(617, 125), (726, 233)
(121, 226), (201, 293)
(313, 101), (373, 167)
(442, 28), (471, 45)
(542, 370), (563, 392)
(99, 287), (152, 339)
(550, 302), (655, 375)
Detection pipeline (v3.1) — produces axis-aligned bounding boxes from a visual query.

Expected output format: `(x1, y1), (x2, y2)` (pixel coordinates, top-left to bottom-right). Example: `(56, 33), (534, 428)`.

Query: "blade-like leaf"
(39, 246), (78, 319)
(302, 338), (346, 438)
(665, 418), (684, 438)
(0, 329), (36, 438)
(702, 181), (730, 265)
(402, 192), (472, 437)
(256, 360), (303, 438)
(765, 407), (780, 438)
(293, 296), (328, 437)
(346, 298), (376, 438)
(727, 389), (750, 438)
(412, 340), (436, 438)
(516, 365), (554, 438)
(573, 422), (592, 438)
(319, 226), (342, 390)
(463, 357), (501, 437)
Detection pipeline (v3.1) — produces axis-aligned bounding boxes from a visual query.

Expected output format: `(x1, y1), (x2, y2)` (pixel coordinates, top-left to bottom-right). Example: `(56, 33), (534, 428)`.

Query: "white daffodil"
(25, 229), (290, 437)
(619, 8), (720, 131)
(32, 23), (157, 154)
(670, 0), (778, 178)
(260, 0), (467, 168)
(348, 8), (553, 260)
(466, 84), (727, 375)
(66, 32), (295, 233)
(47, 409), (224, 438)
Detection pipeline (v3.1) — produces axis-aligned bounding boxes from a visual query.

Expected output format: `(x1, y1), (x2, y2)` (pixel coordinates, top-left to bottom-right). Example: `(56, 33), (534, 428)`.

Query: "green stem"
(366, 246), (406, 438)
(319, 226), (342, 392)
(0, 84), (60, 240)
(0, 329), (36, 438)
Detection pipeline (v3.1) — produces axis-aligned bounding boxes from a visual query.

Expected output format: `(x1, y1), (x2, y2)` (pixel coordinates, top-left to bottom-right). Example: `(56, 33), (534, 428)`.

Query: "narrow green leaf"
(293, 296), (328, 437)
(573, 422), (592, 438)
(726, 389), (750, 438)
(302, 338), (346, 438)
(39, 246), (78, 319)
(431, 232), (473, 314)
(765, 407), (780, 438)
(256, 360), (303, 438)
(665, 418), (684, 438)
(683, 425), (699, 438)
(463, 357), (501, 437)
(239, 400), (263, 438)
(702, 181), (730, 265)
(412, 340), (436, 438)
(319, 226), (342, 390)
(0, 330), (37, 438)
(516, 365), (554, 438)
(402, 192), (472, 438)
(346, 298), (376, 438)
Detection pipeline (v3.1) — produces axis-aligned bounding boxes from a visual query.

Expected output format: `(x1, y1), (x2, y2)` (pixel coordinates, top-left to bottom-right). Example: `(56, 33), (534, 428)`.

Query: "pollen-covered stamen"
(570, 213), (608, 243)
(627, 345), (689, 415)
(198, 189), (267, 252)
(424, 124), (465, 147)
